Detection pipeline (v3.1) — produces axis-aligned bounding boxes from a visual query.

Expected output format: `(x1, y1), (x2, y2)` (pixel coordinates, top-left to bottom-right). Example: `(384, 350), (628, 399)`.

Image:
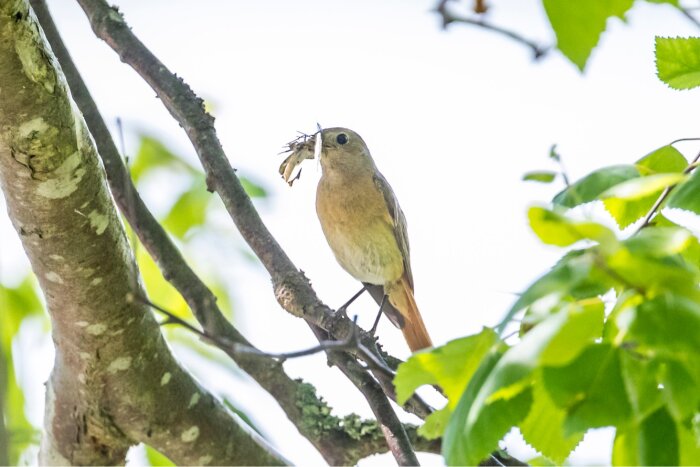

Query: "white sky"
(3, 0), (700, 465)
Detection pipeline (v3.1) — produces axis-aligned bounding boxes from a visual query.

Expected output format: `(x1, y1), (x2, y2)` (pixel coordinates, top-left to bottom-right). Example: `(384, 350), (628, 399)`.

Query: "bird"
(314, 127), (432, 352)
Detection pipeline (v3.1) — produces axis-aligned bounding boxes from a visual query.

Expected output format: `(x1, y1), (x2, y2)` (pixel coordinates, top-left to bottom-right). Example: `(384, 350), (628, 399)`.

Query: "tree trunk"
(0, 1), (285, 464)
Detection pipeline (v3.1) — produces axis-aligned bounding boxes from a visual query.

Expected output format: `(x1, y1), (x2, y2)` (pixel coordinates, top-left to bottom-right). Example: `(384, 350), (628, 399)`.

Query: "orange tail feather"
(389, 276), (432, 352)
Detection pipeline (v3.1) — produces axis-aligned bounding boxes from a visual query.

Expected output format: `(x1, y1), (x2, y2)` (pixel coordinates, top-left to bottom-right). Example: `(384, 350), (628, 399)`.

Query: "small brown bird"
(314, 127), (432, 352)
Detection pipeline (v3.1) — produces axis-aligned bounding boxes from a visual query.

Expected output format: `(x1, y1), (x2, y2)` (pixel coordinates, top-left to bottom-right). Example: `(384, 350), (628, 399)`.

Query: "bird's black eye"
(336, 133), (348, 145)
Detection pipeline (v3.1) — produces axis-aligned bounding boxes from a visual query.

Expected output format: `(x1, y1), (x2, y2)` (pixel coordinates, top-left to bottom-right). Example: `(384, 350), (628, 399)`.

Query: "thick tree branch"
(0, 1), (286, 464)
(32, 1), (437, 463)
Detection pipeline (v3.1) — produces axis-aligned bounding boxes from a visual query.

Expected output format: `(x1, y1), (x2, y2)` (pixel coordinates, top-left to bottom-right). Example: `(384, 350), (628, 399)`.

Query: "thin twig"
(635, 149), (700, 233)
(679, 6), (700, 29)
(435, 0), (549, 59)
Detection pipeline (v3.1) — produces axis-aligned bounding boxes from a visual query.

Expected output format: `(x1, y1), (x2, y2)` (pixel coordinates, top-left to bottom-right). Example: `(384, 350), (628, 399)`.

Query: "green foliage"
(0, 278), (44, 464)
(655, 37), (700, 90)
(426, 137), (700, 464)
(523, 171), (557, 183)
(542, 0), (635, 70)
(668, 167), (700, 214)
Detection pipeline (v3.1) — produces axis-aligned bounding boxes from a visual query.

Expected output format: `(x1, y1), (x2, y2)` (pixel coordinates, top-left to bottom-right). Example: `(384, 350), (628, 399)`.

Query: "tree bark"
(0, 1), (285, 464)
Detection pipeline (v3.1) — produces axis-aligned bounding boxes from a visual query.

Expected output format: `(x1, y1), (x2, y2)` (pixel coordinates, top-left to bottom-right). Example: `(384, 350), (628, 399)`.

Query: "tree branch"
(435, 0), (549, 59)
(34, 1), (435, 462)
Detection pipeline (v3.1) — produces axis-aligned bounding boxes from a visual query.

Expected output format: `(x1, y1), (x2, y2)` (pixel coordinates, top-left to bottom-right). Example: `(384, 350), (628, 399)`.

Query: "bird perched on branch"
(314, 127), (432, 352)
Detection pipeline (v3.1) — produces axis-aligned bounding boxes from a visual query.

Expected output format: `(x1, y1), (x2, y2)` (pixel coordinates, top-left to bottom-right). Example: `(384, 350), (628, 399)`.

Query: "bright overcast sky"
(4, 0), (699, 464)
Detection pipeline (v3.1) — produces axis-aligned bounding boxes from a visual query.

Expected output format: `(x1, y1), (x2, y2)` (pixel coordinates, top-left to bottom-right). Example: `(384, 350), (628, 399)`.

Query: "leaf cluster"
(397, 142), (700, 464)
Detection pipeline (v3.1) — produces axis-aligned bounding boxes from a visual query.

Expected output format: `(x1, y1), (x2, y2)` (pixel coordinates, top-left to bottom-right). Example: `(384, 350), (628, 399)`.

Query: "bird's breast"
(316, 173), (404, 285)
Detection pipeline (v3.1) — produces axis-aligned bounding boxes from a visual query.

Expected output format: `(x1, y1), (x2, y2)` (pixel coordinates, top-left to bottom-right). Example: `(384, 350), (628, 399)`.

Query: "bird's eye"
(336, 133), (348, 145)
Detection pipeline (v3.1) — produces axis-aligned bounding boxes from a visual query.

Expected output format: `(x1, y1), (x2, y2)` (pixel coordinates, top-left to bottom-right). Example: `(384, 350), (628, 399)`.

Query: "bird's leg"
(369, 295), (387, 335)
(336, 284), (368, 317)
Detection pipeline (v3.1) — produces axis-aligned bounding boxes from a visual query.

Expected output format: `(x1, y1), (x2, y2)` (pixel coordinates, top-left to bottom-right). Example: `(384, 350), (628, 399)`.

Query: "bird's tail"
(389, 276), (433, 352)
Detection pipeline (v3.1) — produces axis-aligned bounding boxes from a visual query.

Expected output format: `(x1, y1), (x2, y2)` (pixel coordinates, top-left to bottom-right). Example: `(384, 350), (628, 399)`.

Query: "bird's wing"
(373, 172), (413, 289)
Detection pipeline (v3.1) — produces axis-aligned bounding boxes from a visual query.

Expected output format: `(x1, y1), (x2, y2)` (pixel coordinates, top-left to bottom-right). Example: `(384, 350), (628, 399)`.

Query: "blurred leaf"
(679, 420), (700, 465)
(543, 344), (632, 434)
(655, 36), (700, 90)
(668, 167), (700, 215)
(601, 173), (685, 200)
(523, 171), (557, 183)
(130, 136), (197, 182)
(624, 226), (698, 258)
(499, 252), (609, 331)
(660, 359), (700, 421)
(0, 278), (43, 464)
(600, 173), (685, 228)
(548, 144), (561, 162)
(626, 294), (700, 357)
(543, 0), (635, 70)
(553, 165), (639, 208)
(614, 407), (679, 466)
(239, 176), (268, 198)
(418, 407), (450, 440)
(162, 178), (211, 238)
(137, 248), (190, 319)
(528, 206), (616, 247)
(144, 445), (175, 466)
(520, 374), (584, 464)
(619, 351), (662, 422)
(635, 145), (687, 174)
(607, 247), (699, 294)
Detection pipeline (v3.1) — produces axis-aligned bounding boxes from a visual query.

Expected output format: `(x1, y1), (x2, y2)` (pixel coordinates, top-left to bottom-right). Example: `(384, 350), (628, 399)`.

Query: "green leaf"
(520, 374), (584, 463)
(619, 351), (662, 421)
(601, 173), (686, 200)
(162, 178), (211, 238)
(627, 294), (700, 357)
(444, 350), (533, 466)
(679, 420), (700, 465)
(130, 136), (197, 181)
(0, 278), (44, 464)
(553, 165), (639, 208)
(539, 298), (605, 366)
(624, 226), (698, 258)
(395, 328), (499, 406)
(600, 173), (686, 228)
(239, 176), (268, 198)
(635, 145), (688, 175)
(446, 304), (603, 464)
(606, 247), (699, 294)
(614, 412), (680, 467)
(660, 360), (700, 421)
(668, 167), (700, 215)
(528, 207), (616, 247)
(543, 344), (632, 434)
(655, 37), (700, 90)
(499, 252), (608, 331)
(144, 445), (175, 466)
(523, 171), (557, 183)
(418, 407), (450, 440)
(543, 0), (635, 70)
